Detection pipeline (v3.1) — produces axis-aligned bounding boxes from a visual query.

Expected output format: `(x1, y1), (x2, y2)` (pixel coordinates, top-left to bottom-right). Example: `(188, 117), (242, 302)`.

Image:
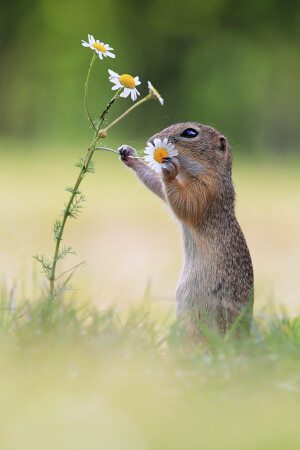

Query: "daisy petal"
(146, 142), (155, 151)
(108, 69), (119, 78)
(105, 52), (115, 58)
(120, 88), (130, 98)
(167, 144), (175, 151)
(153, 138), (162, 147)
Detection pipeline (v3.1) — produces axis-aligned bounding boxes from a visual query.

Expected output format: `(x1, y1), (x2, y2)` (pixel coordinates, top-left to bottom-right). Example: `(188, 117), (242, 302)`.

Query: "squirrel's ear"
(218, 136), (227, 152)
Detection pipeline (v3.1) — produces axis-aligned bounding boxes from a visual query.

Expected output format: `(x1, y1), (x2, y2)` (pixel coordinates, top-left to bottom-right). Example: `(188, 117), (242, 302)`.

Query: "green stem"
(96, 89), (122, 135)
(49, 135), (98, 296)
(103, 95), (152, 133)
(95, 146), (143, 159)
(84, 53), (97, 131)
(49, 90), (152, 296)
(49, 91), (123, 297)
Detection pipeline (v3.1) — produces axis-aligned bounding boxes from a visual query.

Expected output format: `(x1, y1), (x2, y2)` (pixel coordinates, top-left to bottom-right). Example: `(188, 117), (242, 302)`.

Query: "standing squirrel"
(119, 122), (254, 341)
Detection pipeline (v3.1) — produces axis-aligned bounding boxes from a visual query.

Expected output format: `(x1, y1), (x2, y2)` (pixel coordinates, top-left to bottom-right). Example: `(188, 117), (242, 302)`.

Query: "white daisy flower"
(108, 69), (141, 101)
(144, 138), (178, 173)
(148, 81), (164, 105)
(81, 34), (115, 60)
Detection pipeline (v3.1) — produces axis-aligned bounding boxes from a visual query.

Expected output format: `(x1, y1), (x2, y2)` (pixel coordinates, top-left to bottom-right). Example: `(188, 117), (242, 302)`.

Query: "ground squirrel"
(119, 122), (254, 341)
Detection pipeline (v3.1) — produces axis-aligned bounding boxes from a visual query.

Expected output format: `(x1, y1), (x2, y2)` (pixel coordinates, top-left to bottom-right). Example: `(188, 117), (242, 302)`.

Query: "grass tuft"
(0, 287), (299, 448)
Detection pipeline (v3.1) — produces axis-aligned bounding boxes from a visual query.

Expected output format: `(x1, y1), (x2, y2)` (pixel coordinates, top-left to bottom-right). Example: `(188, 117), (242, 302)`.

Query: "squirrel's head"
(148, 122), (232, 180)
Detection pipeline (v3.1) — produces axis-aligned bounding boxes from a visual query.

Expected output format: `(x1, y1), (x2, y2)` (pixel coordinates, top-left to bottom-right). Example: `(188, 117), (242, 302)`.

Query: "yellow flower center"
(119, 74), (135, 89)
(92, 43), (107, 53)
(154, 147), (168, 163)
(154, 88), (160, 96)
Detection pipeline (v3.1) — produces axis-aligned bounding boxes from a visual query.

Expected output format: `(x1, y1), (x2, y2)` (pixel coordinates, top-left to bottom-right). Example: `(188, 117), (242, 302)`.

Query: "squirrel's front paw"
(118, 145), (140, 168)
(161, 157), (180, 180)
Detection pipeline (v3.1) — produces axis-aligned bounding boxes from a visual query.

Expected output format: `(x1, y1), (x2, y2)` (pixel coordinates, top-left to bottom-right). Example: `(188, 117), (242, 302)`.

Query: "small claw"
(118, 145), (139, 166)
(119, 148), (128, 160)
(161, 156), (180, 179)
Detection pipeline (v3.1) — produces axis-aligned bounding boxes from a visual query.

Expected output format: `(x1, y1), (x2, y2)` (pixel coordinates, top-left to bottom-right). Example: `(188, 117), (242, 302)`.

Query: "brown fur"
(119, 122), (254, 342)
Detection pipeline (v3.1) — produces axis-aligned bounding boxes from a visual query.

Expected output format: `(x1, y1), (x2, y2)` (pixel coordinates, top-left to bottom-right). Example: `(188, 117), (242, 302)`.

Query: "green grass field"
(0, 295), (300, 449)
(0, 139), (300, 448)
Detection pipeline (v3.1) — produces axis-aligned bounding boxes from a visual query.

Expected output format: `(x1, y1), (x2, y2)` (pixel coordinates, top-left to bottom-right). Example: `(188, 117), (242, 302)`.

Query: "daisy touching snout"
(144, 138), (178, 173)
(108, 70), (141, 101)
(148, 81), (164, 105)
(81, 35), (115, 60)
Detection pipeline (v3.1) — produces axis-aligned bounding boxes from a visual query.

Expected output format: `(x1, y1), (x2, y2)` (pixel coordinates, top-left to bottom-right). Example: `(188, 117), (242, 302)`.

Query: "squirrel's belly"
(176, 259), (212, 318)
(175, 223), (213, 318)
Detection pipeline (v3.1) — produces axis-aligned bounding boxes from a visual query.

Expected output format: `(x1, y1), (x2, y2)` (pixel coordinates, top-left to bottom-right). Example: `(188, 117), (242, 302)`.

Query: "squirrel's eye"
(180, 128), (198, 138)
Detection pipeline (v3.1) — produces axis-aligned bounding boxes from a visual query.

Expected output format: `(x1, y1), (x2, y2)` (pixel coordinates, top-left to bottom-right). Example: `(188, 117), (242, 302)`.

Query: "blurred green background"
(0, 0), (299, 311)
(0, 4), (300, 447)
(1, 0), (300, 150)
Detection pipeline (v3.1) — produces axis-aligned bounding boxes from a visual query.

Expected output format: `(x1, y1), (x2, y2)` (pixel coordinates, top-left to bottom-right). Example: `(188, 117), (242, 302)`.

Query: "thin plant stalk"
(95, 147), (143, 160)
(48, 62), (153, 295)
(103, 94), (151, 133)
(96, 89), (122, 134)
(84, 53), (97, 131)
(49, 140), (97, 296)
(49, 93), (123, 296)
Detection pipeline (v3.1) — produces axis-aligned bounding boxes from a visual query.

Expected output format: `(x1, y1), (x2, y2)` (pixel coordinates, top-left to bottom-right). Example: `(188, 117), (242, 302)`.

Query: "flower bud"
(98, 130), (107, 138)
